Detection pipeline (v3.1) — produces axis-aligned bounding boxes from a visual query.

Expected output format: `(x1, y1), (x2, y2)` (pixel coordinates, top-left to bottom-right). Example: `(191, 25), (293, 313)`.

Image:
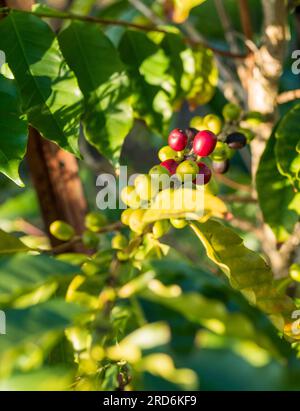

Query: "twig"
(0, 6), (250, 59)
(47, 221), (123, 254)
(15, 218), (46, 236)
(238, 0), (253, 40)
(214, 0), (240, 53)
(219, 194), (256, 203)
(215, 174), (252, 193)
(277, 89), (300, 104)
(279, 223), (300, 261)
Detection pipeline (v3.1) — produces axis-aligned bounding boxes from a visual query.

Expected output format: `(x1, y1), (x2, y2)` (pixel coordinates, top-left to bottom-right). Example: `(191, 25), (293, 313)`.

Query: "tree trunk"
(4, 0), (87, 250)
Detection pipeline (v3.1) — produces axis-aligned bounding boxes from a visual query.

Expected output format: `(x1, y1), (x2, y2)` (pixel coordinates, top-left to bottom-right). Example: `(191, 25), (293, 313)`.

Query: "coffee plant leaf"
(58, 21), (133, 167)
(0, 11), (83, 156)
(171, 0), (207, 23)
(256, 129), (300, 242)
(275, 103), (300, 191)
(119, 30), (175, 133)
(0, 229), (29, 255)
(190, 220), (296, 332)
(143, 189), (227, 223)
(0, 75), (28, 186)
(0, 253), (80, 305)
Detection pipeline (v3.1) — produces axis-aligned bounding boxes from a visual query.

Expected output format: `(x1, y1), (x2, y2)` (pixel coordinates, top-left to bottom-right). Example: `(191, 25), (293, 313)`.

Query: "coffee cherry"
(190, 116), (204, 130)
(117, 251), (129, 261)
(120, 186), (141, 208)
(170, 218), (188, 229)
(193, 162), (211, 185)
(129, 209), (146, 234)
(50, 220), (75, 241)
(210, 141), (229, 162)
(112, 233), (128, 250)
(121, 209), (134, 226)
(222, 103), (242, 121)
(152, 220), (170, 239)
(212, 159), (230, 174)
(203, 114), (222, 135)
(134, 174), (156, 201)
(290, 263), (300, 282)
(184, 127), (198, 140)
(85, 212), (107, 232)
(168, 128), (188, 151)
(149, 164), (170, 176)
(82, 230), (99, 248)
(193, 130), (217, 157)
(226, 132), (247, 149)
(176, 159), (199, 180)
(160, 159), (178, 175)
(244, 111), (265, 125)
(158, 145), (183, 162)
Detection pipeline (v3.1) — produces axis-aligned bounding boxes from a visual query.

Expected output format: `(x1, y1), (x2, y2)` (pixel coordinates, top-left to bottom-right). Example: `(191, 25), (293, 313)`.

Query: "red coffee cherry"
(160, 159), (178, 175)
(168, 128), (188, 151)
(193, 162), (212, 185)
(193, 130), (217, 157)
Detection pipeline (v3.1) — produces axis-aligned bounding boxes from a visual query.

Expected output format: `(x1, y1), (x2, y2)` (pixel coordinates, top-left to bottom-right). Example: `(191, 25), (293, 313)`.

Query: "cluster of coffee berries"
(119, 103), (255, 240)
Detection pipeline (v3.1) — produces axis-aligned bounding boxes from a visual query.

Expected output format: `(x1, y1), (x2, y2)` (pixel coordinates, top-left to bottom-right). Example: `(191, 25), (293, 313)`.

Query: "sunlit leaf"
(169, 0), (207, 23)
(256, 129), (300, 242)
(143, 188), (227, 223)
(275, 103), (300, 191)
(0, 366), (74, 391)
(59, 21), (133, 167)
(0, 11), (83, 155)
(119, 30), (173, 133)
(0, 254), (80, 304)
(190, 220), (296, 331)
(0, 229), (28, 255)
(0, 75), (27, 186)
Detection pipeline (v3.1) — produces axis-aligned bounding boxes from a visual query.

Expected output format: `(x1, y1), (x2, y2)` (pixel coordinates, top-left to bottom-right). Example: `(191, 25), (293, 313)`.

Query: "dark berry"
(160, 159), (178, 175)
(212, 159), (230, 174)
(193, 130), (217, 157)
(226, 132), (247, 149)
(168, 128), (188, 151)
(193, 162), (212, 185)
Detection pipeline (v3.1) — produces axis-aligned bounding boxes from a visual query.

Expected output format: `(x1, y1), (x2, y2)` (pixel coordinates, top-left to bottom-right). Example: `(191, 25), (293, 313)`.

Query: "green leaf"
(143, 188), (227, 223)
(256, 129), (300, 242)
(0, 11), (82, 156)
(190, 220), (295, 329)
(0, 75), (28, 186)
(0, 229), (28, 255)
(0, 299), (86, 374)
(0, 366), (74, 391)
(171, 0), (207, 23)
(119, 30), (173, 133)
(186, 47), (218, 108)
(58, 21), (133, 167)
(0, 254), (79, 304)
(275, 103), (300, 191)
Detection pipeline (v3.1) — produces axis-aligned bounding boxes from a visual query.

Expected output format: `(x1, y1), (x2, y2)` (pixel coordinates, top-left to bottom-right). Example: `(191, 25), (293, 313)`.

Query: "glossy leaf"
(0, 366), (74, 391)
(186, 47), (218, 108)
(58, 21), (133, 166)
(0, 254), (80, 304)
(256, 130), (300, 242)
(0, 299), (86, 363)
(170, 0), (207, 23)
(143, 189), (227, 223)
(275, 103), (300, 191)
(0, 229), (28, 255)
(0, 75), (28, 186)
(190, 220), (295, 330)
(0, 11), (82, 155)
(119, 30), (173, 133)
